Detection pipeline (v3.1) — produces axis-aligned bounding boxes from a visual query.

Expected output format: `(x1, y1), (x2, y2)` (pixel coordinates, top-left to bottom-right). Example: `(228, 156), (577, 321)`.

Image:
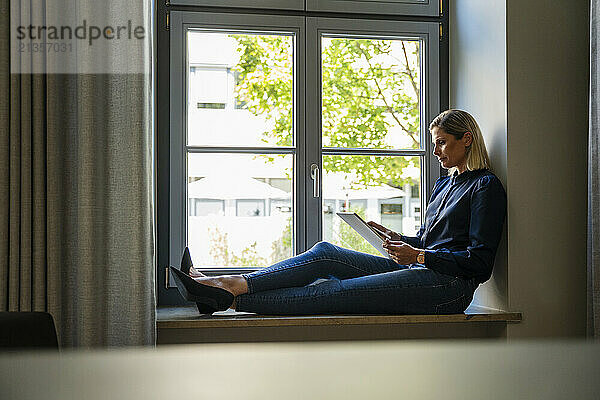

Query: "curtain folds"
(590, 0), (600, 339)
(1, 0), (155, 347)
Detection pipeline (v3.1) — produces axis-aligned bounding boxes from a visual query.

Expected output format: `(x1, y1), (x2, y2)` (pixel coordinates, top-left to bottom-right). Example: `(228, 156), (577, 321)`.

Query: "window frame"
(168, 11), (306, 282)
(306, 0), (440, 16)
(157, 5), (447, 306)
(168, 0), (305, 11)
(167, 0), (439, 16)
(305, 17), (440, 246)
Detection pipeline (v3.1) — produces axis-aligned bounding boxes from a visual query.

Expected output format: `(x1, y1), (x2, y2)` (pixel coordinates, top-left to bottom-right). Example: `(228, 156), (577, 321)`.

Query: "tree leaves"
(233, 34), (421, 188)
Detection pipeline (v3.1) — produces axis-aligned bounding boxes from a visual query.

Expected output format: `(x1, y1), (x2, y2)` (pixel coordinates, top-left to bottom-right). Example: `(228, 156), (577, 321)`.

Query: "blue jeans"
(236, 241), (478, 315)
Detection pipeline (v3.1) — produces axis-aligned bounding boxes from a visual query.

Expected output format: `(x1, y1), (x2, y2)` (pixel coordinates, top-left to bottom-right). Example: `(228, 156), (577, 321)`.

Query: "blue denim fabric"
(236, 241), (478, 315)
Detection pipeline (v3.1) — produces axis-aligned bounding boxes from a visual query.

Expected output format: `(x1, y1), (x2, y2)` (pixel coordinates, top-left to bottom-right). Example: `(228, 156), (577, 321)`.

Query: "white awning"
(188, 175), (290, 200)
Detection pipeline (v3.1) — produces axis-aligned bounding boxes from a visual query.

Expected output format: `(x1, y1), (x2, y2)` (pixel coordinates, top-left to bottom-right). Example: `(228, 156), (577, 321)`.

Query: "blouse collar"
(451, 168), (486, 185)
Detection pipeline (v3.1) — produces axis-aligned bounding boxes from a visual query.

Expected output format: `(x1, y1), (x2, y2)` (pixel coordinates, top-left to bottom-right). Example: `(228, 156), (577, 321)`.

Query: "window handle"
(310, 163), (320, 198)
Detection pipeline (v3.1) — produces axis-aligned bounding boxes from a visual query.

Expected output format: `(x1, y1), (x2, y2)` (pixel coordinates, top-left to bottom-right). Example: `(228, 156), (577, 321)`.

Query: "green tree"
(208, 227), (269, 267)
(270, 216), (293, 262)
(229, 34), (422, 260)
(333, 205), (381, 256)
(232, 34), (421, 189)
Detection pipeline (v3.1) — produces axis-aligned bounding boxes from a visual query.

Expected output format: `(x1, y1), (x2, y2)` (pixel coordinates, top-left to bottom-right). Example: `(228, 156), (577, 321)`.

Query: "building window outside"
(236, 199), (266, 217)
(188, 199), (225, 217)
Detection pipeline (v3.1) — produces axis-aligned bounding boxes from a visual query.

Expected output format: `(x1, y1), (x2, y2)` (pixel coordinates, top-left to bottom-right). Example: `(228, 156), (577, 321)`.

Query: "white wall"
(505, 0), (589, 338)
(450, 0), (589, 337)
(450, 0), (508, 311)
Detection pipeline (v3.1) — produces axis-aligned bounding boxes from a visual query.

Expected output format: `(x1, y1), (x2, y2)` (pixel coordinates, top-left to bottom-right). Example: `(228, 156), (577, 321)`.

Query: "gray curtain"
(590, 0), (600, 339)
(0, 0), (155, 347)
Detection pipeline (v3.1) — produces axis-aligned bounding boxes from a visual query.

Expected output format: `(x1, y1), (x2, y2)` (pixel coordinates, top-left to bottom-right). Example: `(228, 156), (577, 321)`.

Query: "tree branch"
(355, 94), (381, 101)
(401, 42), (419, 98)
(356, 44), (419, 147)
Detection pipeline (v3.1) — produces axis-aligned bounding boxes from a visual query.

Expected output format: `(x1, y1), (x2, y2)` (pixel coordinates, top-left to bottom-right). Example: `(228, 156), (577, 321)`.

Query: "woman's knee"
(309, 241), (338, 256)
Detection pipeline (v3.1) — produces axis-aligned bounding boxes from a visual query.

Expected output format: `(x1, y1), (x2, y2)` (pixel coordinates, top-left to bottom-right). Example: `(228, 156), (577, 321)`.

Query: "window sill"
(157, 305), (521, 328)
(156, 305), (522, 344)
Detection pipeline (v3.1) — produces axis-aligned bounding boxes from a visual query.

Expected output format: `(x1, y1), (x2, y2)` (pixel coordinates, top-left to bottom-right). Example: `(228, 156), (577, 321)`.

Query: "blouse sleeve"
(400, 226), (424, 248)
(423, 175), (507, 281)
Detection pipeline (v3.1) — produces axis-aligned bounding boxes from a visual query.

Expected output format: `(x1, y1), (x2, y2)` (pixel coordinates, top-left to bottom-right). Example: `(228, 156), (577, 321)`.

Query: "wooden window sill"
(157, 304), (521, 330)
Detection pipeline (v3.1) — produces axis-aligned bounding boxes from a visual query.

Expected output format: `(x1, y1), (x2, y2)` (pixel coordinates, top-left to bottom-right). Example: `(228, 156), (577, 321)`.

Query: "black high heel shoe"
(169, 267), (234, 314)
(177, 248), (219, 314)
(180, 247), (193, 275)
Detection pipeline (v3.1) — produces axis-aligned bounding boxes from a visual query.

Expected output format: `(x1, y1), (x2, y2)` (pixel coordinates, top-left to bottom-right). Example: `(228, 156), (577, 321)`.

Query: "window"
(310, 16), (439, 256)
(188, 65), (229, 109)
(161, 4), (445, 302)
(188, 199), (224, 216)
(381, 204), (403, 215)
(236, 200), (266, 217)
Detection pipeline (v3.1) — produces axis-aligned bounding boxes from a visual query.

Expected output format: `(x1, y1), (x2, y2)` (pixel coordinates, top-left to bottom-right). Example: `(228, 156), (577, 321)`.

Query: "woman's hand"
(382, 239), (421, 265)
(367, 221), (401, 241)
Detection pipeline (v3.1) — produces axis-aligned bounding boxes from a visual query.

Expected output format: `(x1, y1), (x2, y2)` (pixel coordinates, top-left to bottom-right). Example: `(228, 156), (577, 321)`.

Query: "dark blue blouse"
(401, 168), (507, 283)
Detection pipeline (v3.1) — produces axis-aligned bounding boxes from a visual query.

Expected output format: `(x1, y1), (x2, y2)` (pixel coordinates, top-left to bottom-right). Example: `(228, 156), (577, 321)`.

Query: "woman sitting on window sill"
(169, 109), (507, 315)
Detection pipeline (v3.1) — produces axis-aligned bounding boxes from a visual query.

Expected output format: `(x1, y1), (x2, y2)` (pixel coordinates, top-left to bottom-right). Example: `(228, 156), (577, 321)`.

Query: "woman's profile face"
(430, 126), (472, 173)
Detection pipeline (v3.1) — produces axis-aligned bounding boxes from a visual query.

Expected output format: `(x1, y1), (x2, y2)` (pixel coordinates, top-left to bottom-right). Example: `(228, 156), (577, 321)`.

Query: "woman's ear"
(463, 132), (473, 147)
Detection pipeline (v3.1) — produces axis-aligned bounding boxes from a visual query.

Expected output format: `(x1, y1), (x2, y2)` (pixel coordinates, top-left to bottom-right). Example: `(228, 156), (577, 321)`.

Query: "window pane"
(321, 36), (420, 149)
(187, 31), (294, 147)
(187, 153), (293, 268)
(189, 199), (224, 217)
(322, 155), (421, 255)
(236, 199), (266, 217)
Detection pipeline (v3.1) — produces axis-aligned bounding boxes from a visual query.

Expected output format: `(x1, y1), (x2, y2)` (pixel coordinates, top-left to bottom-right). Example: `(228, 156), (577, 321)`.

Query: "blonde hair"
(429, 109), (491, 175)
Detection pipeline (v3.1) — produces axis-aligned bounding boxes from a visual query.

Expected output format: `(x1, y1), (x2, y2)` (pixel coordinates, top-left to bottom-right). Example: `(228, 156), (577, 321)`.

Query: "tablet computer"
(336, 212), (392, 259)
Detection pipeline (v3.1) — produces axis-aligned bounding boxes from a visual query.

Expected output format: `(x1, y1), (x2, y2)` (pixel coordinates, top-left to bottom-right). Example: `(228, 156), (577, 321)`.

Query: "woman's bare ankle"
(220, 275), (248, 297)
(192, 274), (248, 297)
